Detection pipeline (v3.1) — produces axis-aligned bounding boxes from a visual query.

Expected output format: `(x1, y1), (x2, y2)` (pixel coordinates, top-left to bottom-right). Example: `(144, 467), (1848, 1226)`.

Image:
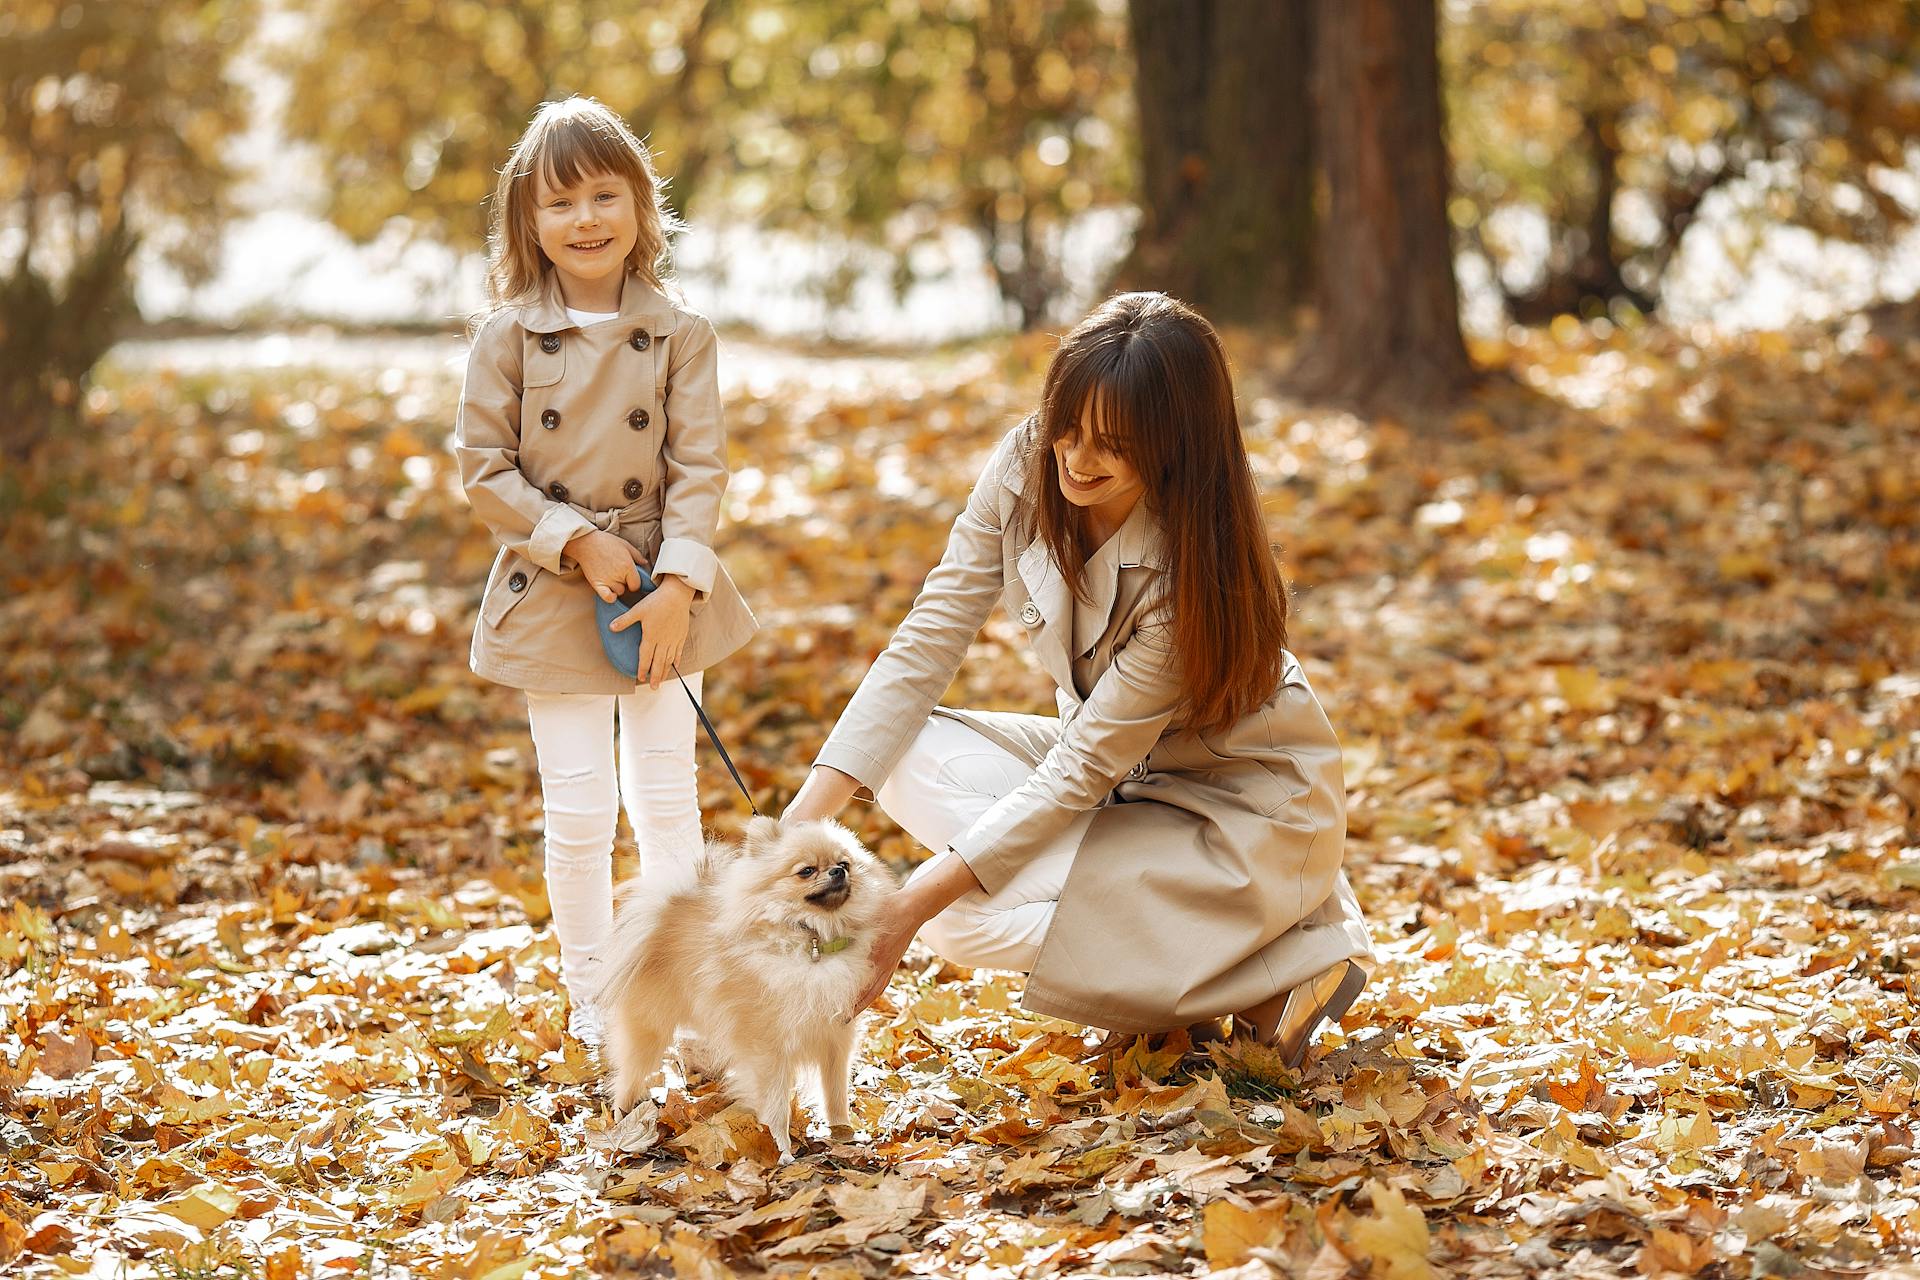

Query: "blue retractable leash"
(593, 567), (760, 816)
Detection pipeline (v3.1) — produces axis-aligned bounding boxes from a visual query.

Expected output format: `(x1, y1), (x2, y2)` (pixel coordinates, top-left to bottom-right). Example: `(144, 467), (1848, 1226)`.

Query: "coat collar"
(1017, 498), (1169, 680)
(514, 270), (682, 336)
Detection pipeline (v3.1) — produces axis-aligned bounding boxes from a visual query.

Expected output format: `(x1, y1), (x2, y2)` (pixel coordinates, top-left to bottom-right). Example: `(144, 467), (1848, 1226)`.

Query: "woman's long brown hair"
(1021, 292), (1287, 735)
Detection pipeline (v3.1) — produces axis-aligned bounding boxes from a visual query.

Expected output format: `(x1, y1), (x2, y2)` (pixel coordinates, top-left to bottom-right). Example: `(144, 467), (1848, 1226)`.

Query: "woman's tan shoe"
(1235, 960), (1367, 1067)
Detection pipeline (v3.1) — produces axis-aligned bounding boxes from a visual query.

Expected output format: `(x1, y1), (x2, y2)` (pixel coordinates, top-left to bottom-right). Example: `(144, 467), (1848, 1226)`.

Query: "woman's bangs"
(1048, 352), (1143, 461)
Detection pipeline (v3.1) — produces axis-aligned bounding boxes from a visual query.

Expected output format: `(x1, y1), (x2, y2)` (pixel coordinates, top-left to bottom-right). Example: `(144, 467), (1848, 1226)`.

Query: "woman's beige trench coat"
(817, 423), (1374, 1032)
(455, 272), (757, 693)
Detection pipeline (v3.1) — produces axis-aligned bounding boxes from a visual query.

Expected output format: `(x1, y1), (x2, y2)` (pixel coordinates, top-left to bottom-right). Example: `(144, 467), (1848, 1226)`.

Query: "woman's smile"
(1051, 394), (1146, 541)
(1061, 463), (1112, 493)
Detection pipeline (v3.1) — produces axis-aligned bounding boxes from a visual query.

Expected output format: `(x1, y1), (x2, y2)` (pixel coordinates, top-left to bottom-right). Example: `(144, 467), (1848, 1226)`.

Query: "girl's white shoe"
(567, 1000), (607, 1048)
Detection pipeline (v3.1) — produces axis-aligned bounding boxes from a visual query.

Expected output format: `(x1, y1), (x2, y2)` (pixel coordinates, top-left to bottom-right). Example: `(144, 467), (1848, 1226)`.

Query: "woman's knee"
(920, 897), (1052, 974)
(875, 721), (962, 847)
(879, 716), (1033, 852)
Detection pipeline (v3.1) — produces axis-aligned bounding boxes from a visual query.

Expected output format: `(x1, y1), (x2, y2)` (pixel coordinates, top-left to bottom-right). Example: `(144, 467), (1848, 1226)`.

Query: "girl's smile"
(532, 168), (640, 308)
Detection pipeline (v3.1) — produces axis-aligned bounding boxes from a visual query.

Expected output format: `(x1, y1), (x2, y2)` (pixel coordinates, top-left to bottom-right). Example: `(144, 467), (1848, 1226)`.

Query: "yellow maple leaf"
(1349, 1181), (1433, 1280)
(1203, 1197), (1292, 1269)
(158, 1184), (241, 1230)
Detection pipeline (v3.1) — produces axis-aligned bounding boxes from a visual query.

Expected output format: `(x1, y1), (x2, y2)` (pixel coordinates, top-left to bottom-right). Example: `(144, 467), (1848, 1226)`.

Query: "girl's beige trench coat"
(818, 423), (1374, 1032)
(455, 273), (757, 693)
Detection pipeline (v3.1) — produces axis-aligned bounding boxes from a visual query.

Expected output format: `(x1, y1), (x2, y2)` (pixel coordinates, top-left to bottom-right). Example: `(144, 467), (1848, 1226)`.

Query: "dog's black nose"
(827, 864), (847, 882)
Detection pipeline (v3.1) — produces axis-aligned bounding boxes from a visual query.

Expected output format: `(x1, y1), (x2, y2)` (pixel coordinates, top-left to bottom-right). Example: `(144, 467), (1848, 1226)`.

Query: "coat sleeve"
(454, 313), (595, 573)
(814, 427), (1025, 790)
(652, 314), (727, 596)
(947, 596), (1184, 894)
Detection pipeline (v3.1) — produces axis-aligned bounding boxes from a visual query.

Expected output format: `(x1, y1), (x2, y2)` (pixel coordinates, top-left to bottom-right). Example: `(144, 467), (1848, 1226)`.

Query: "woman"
(783, 292), (1373, 1064)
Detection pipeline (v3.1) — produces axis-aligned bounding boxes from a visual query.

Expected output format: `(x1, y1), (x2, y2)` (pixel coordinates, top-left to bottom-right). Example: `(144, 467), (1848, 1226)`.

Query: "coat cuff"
(813, 740), (885, 802)
(949, 833), (1017, 897)
(528, 504), (597, 574)
(946, 779), (1090, 897)
(653, 537), (719, 596)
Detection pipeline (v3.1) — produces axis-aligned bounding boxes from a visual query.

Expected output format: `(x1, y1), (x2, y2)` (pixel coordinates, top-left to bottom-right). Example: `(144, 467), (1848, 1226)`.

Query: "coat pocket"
(522, 342), (565, 388)
(483, 560), (539, 627)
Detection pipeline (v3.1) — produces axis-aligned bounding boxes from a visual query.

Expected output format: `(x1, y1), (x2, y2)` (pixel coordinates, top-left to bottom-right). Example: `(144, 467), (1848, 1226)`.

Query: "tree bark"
(1290, 0), (1474, 407)
(1118, 0), (1315, 326)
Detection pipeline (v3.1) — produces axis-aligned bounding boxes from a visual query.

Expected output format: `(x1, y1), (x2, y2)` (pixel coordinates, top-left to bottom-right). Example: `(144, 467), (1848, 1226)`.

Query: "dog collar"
(793, 923), (855, 962)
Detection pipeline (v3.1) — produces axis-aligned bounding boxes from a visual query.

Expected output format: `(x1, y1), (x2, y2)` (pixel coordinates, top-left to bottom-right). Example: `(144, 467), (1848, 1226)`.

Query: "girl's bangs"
(522, 115), (644, 192)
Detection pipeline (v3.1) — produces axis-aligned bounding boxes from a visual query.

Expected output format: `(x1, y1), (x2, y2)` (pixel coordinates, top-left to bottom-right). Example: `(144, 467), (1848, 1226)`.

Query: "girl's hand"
(612, 574), (694, 688)
(567, 530), (646, 602)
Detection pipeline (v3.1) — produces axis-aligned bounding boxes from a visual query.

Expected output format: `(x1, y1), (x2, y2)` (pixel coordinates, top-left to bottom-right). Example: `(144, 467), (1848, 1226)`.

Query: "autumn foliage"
(2, 318), (1918, 1276)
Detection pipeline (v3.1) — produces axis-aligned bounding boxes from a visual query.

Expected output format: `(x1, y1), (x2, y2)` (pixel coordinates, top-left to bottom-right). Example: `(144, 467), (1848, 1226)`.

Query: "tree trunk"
(0, 223), (137, 458)
(1290, 0), (1474, 407)
(1502, 105), (1660, 324)
(1118, 0), (1315, 326)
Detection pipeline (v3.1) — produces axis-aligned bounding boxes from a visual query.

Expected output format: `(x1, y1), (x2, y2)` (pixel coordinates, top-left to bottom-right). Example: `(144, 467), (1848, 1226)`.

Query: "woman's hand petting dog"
(847, 904), (918, 1019)
(844, 847), (986, 1020)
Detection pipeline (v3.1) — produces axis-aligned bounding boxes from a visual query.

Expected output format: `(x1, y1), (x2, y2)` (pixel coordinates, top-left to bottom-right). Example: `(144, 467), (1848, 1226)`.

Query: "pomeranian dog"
(592, 816), (895, 1161)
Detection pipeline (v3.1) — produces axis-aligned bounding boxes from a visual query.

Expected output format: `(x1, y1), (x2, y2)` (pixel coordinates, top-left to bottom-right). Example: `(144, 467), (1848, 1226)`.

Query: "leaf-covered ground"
(2, 317), (1917, 1279)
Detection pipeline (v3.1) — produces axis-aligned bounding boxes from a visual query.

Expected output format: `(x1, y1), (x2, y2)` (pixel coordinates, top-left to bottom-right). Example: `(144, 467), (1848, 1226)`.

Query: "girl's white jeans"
(525, 676), (703, 1001)
(877, 715), (1095, 974)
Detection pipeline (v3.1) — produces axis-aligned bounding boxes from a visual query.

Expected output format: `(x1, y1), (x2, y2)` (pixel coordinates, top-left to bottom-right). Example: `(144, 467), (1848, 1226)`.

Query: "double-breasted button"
(627, 408), (650, 431)
(507, 572), (528, 592)
(622, 478), (642, 500)
(548, 481), (569, 501)
(540, 408), (560, 430)
(629, 330), (651, 351)
(1019, 602), (1042, 626)
(540, 333), (561, 354)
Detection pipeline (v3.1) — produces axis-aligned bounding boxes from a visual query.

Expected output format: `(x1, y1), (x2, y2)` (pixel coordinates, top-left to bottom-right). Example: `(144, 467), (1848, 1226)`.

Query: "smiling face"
(1051, 392), (1147, 539)
(531, 166), (639, 307)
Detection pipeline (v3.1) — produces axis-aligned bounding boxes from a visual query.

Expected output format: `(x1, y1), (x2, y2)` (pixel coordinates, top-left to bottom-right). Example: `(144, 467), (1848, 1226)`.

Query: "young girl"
(785, 292), (1373, 1065)
(455, 97), (756, 1042)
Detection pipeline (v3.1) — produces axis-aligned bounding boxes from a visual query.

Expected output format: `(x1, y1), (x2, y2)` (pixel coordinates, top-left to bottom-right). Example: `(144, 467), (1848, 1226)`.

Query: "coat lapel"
(1016, 537), (1076, 693)
(1075, 501), (1170, 656)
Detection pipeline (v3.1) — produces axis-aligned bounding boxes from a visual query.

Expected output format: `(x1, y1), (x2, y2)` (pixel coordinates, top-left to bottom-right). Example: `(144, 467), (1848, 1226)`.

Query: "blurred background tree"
(1448, 0), (1920, 325)
(0, 0), (256, 456)
(5, 0), (1920, 445)
(1294, 0), (1474, 404)
(276, 0), (1132, 330)
(1118, 0), (1316, 326)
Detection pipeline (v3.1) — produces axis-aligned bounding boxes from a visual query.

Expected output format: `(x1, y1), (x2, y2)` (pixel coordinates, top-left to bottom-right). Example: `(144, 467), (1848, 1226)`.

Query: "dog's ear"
(740, 814), (783, 854)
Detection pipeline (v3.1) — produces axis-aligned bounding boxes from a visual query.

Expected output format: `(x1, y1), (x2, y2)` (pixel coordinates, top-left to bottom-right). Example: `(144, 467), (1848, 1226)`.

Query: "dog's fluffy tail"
(589, 841), (724, 1009)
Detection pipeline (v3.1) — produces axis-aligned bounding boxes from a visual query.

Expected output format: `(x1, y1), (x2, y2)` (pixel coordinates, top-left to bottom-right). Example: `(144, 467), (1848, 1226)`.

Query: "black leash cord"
(671, 665), (760, 816)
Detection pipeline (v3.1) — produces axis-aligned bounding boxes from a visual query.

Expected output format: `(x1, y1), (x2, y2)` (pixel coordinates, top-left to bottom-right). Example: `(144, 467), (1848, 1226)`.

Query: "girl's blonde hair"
(485, 96), (683, 309)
